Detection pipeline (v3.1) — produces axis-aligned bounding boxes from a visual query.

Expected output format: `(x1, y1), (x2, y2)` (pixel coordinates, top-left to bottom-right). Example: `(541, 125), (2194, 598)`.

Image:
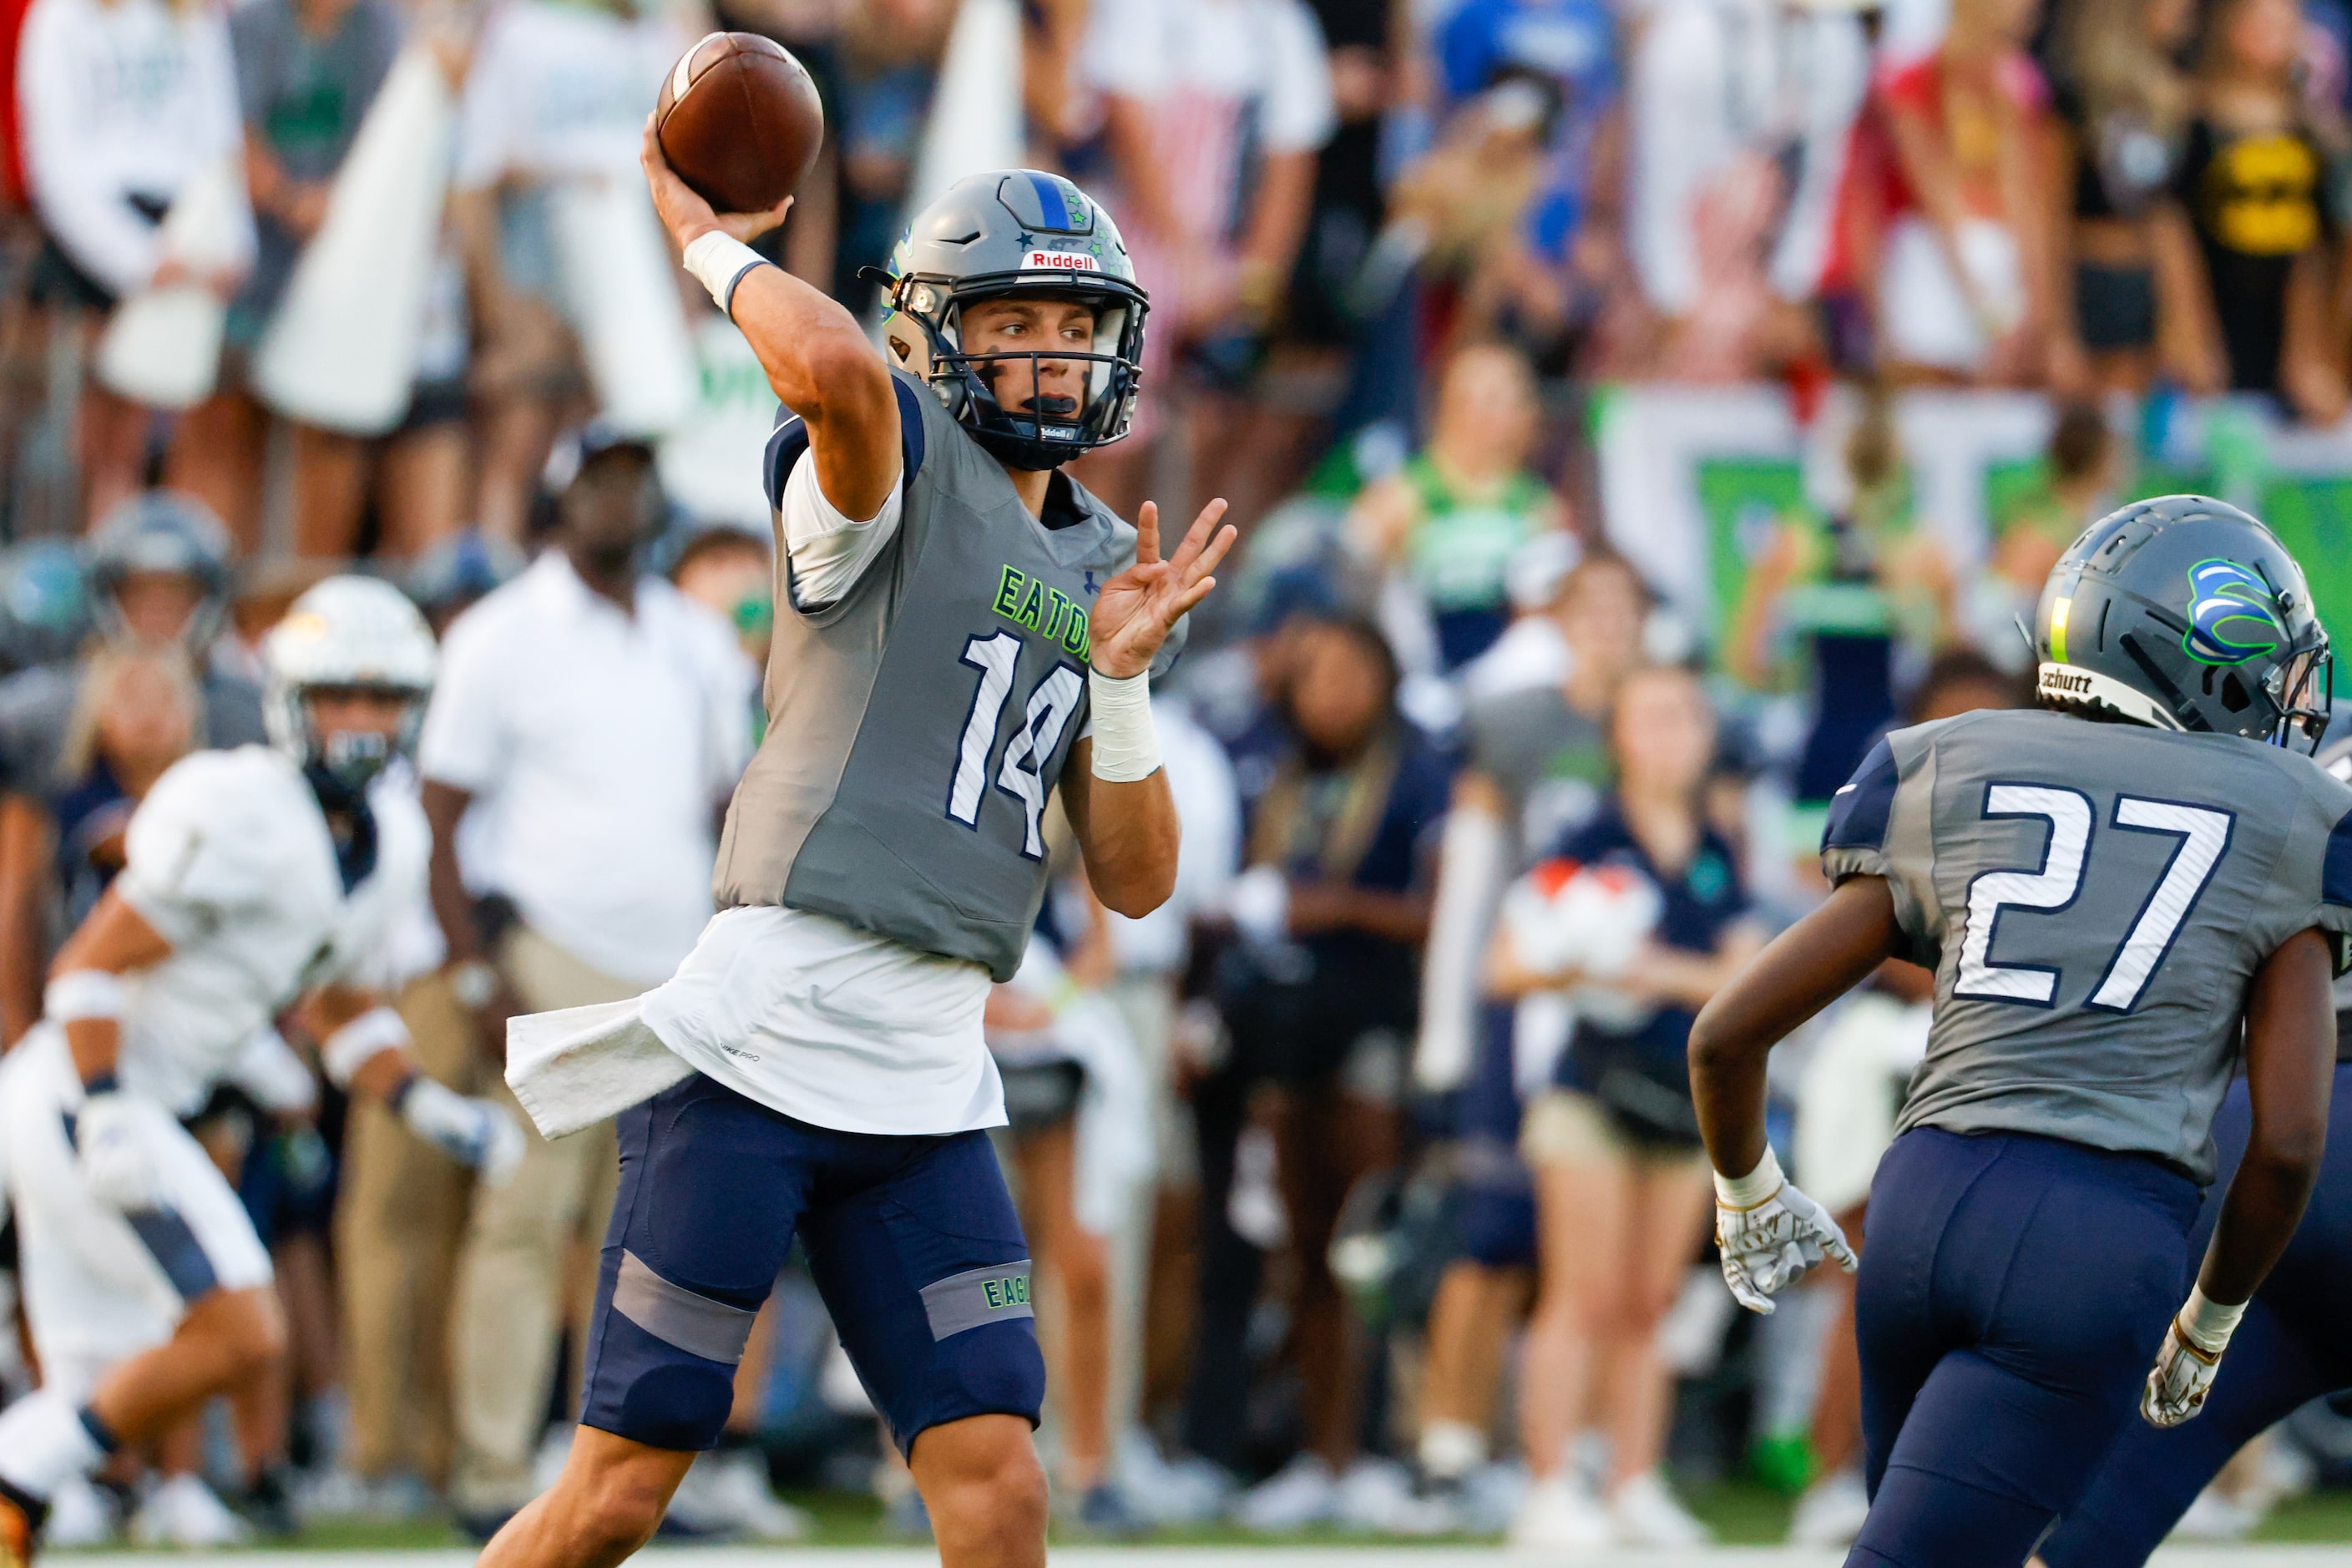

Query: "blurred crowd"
(3, 0), (2352, 1551)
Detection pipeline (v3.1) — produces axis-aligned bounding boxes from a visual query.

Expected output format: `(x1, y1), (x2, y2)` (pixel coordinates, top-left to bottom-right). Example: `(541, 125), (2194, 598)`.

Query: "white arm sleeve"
(18, 0), (161, 296)
(1414, 803), (1508, 1092)
(781, 455), (905, 609)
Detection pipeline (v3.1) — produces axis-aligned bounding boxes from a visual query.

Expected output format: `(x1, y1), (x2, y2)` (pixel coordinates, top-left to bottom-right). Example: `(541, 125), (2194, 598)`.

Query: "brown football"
(654, 33), (824, 216)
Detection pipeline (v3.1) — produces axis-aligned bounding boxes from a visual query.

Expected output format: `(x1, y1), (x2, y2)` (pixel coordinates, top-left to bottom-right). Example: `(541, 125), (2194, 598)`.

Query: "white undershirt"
(634, 449), (1002, 1137)
(780, 453), (903, 608)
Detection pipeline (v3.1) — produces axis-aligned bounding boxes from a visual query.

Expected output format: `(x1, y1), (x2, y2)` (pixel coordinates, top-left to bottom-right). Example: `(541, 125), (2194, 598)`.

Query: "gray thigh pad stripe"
(612, 1250), (756, 1364)
(919, 1260), (1034, 1341)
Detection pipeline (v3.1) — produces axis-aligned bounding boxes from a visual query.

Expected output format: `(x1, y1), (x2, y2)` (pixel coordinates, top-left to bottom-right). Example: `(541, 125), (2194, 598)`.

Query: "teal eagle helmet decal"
(2183, 559), (2289, 665)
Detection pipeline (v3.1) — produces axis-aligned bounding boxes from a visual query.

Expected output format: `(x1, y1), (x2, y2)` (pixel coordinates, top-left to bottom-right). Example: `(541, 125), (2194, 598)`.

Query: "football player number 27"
(949, 630), (1085, 861)
(1954, 785), (2234, 1012)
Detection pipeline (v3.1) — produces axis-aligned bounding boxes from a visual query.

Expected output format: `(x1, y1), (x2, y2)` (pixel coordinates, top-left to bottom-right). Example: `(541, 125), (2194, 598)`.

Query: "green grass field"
(175, 1482), (2352, 1551)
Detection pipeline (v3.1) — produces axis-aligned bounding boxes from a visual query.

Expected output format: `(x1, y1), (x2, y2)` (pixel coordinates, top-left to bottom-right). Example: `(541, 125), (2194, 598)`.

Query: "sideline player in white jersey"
(0, 577), (522, 1568)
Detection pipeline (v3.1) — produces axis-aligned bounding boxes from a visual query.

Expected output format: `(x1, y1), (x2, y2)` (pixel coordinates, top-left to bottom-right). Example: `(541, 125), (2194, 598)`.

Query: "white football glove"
(74, 1091), (165, 1211)
(402, 1079), (527, 1186)
(1714, 1148), (1857, 1314)
(2142, 1288), (2243, 1429)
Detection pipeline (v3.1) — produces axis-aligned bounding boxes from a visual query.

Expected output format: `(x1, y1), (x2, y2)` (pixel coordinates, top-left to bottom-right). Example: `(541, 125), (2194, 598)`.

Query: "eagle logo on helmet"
(2183, 559), (2288, 666)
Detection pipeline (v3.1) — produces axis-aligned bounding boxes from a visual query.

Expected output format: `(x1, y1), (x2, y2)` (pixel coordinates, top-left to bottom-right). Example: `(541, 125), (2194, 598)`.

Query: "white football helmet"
(262, 575), (437, 788)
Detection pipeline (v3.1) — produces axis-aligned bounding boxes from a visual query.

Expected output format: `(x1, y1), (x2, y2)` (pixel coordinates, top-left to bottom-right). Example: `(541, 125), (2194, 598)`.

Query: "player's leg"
(2038, 1302), (2320, 1568)
(1852, 1131), (1981, 1500)
(0, 1039), (281, 1549)
(1517, 1095), (1634, 1483)
(802, 1130), (1048, 1568)
(478, 1074), (814, 1568)
(1849, 1133), (2198, 1567)
(1591, 1149), (1714, 1491)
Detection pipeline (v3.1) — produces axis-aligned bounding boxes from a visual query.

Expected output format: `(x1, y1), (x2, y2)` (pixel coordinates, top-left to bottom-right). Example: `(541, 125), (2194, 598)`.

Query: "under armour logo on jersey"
(2184, 559), (2287, 665)
(1082, 571), (1098, 597)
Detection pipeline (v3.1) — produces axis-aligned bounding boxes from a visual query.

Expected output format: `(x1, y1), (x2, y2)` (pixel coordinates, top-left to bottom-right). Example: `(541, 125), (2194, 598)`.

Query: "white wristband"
(681, 230), (769, 315)
(2178, 1285), (2247, 1355)
(1714, 1146), (1785, 1210)
(321, 1006), (412, 1089)
(1087, 666), (1161, 783)
(45, 970), (127, 1024)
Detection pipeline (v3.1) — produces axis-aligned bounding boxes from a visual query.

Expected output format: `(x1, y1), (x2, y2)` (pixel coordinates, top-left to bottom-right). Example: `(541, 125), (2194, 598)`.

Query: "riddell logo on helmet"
(1024, 250), (1099, 271)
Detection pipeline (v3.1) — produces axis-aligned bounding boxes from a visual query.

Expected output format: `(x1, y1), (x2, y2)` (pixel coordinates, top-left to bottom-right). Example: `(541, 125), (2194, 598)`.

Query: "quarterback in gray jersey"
(1686, 497), (2350, 1567)
(471, 129), (1234, 1568)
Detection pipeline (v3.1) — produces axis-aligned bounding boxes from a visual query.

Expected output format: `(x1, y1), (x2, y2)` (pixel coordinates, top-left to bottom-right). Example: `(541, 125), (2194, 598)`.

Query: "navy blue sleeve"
(1823, 736), (1900, 854)
(2325, 805), (2352, 909)
(759, 377), (929, 513)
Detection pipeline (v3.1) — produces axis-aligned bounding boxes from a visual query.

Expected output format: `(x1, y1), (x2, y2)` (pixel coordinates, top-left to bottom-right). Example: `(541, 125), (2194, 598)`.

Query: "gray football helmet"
(84, 490), (235, 650)
(873, 170), (1148, 472)
(2032, 495), (2331, 751)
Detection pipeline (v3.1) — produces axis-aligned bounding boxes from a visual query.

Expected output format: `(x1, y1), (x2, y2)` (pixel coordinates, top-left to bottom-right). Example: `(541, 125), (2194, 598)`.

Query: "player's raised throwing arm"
(1062, 498), (1236, 916)
(640, 124), (900, 522)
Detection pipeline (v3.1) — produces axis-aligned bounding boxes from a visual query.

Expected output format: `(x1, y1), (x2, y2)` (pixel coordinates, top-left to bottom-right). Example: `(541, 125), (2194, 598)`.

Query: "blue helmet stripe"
(1028, 171), (1074, 231)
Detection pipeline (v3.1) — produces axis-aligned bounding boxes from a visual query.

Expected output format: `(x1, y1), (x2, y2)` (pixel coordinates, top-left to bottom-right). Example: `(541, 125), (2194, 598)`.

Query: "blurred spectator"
(1435, 0), (1626, 368)
(1623, 0), (1867, 380)
(1969, 400), (2115, 660)
(1078, 0), (1335, 524)
(452, 0), (684, 545)
(170, 0), (473, 563)
(664, 519), (774, 668)
(2046, 0), (2202, 396)
(1725, 390), (1955, 835)
(827, 0), (953, 299)
(0, 491), (260, 1044)
(414, 431), (754, 1532)
(1409, 554), (1644, 1512)
(1092, 693), (1239, 1469)
(1350, 341), (1565, 673)
(987, 922), (1145, 1530)
(43, 642), (197, 922)
(1490, 662), (1763, 1547)
(406, 529), (529, 636)
(1858, 0), (2056, 384)
(1211, 615), (1447, 1531)
(2172, 0), (2349, 422)
(15, 0), (251, 526)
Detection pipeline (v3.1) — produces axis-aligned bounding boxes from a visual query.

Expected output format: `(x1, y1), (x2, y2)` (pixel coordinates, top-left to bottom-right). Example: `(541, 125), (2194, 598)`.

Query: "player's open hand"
(1716, 1174), (1857, 1314)
(1089, 498), (1237, 680)
(640, 120), (792, 250)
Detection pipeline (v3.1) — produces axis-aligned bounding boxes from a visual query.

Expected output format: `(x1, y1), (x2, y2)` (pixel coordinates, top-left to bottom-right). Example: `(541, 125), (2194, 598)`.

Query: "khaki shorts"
(1520, 1088), (1707, 1171)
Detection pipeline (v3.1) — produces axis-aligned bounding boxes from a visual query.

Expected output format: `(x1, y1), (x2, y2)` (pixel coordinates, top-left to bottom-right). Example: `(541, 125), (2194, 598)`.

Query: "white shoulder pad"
(120, 748), (320, 941)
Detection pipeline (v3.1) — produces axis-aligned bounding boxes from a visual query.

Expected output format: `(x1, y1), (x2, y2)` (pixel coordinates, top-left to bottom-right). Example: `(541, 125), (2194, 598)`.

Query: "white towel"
(505, 999), (693, 1140)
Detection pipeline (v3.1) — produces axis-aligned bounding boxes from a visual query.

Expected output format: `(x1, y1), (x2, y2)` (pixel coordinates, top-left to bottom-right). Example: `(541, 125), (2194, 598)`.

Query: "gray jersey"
(714, 370), (1178, 982)
(1823, 707), (2352, 1182)
(1464, 684), (1608, 867)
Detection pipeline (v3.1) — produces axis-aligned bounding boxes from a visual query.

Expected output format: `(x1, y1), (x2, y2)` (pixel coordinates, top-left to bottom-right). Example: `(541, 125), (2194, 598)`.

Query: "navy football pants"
(1849, 1128), (2198, 1567)
(579, 1071), (1045, 1457)
(2041, 1064), (2352, 1568)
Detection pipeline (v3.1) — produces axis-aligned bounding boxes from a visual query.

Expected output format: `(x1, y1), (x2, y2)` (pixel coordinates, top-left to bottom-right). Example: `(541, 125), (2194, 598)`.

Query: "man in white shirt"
(417, 427), (751, 1532)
